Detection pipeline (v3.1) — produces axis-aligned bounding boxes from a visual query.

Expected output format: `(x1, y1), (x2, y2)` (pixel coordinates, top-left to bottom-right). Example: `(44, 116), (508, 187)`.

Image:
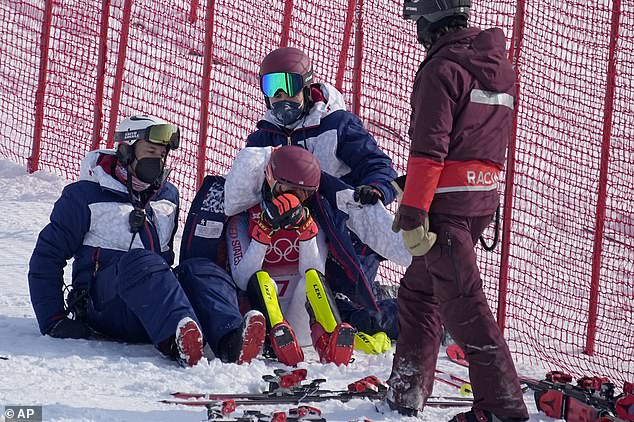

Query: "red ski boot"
(269, 320), (304, 366)
(311, 321), (354, 366)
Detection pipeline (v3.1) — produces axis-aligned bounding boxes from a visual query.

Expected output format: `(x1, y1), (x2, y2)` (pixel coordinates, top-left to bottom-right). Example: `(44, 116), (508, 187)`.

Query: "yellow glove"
(392, 211), (437, 256)
(354, 331), (392, 354)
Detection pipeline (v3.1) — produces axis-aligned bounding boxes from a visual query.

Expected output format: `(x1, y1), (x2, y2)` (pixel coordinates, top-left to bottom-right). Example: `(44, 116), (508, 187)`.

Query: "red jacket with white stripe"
(401, 27), (516, 219)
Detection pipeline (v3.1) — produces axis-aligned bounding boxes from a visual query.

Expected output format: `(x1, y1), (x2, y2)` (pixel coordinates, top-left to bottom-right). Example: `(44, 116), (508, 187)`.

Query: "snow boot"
(175, 317), (204, 367)
(247, 271), (303, 366)
(449, 409), (529, 422)
(375, 392), (419, 417)
(217, 310), (266, 364)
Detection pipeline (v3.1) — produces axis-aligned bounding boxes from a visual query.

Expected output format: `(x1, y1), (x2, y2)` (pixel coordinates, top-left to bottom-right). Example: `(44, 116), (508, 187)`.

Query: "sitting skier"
(225, 145), (355, 366)
(28, 115), (266, 367)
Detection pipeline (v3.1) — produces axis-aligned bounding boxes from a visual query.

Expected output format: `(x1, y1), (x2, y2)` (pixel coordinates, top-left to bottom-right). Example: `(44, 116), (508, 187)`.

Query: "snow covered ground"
(0, 158), (558, 421)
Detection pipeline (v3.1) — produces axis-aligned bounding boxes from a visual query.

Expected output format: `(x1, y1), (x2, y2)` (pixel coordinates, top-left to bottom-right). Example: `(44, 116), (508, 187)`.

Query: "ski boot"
(174, 317), (204, 367)
(217, 310), (266, 364)
(247, 271), (304, 366)
(157, 317), (204, 367)
(305, 269), (354, 365)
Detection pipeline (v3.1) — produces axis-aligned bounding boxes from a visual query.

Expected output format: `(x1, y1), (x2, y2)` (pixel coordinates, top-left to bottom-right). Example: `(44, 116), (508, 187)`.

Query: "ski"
(163, 397), (474, 408)
(435, 369), (472, 395)
(166, 369), (474, 414)
(164, 391), (382, 406)
(521, 371), (634, 422)
(202, 405), (327, 421)
(0, 356), (8, 360)
(172, 370), (387, 402)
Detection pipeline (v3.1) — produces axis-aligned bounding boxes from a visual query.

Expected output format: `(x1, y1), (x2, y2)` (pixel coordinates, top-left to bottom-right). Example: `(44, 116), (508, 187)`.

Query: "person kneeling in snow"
(28, 115), (265, 367)
(225, 145), (355, 367)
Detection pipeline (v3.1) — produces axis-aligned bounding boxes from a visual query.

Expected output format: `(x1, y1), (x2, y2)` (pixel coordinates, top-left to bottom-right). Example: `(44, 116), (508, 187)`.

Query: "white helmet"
(114, 115), (180, 164)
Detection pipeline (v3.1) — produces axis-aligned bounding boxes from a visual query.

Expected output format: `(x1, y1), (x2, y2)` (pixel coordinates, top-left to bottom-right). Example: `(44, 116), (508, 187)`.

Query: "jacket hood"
(79, 150), (128, 194)
(261, 83), (347, 129)
(428, 27), (516, 92)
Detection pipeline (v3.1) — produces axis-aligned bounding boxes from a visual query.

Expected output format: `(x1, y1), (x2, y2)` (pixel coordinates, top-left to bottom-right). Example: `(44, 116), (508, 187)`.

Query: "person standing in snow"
(28, 115), (265, 367)
(225, 145), (356, 367)
(382, 0), (529, 421)
(245, 46), (403, 352)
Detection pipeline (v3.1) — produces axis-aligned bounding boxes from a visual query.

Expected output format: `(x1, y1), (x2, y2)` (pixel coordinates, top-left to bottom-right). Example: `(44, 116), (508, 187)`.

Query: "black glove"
(354, 185), (382, 205)
(48, 318), (91, 339)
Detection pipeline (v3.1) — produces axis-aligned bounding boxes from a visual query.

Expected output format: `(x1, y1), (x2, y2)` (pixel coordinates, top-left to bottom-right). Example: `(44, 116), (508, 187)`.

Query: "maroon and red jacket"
(401, 27), (516, 218)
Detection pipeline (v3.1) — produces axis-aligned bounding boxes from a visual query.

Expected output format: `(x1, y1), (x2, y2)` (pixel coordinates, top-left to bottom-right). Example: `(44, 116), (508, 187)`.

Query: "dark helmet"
(403, 0), (470, 47)
(265, 145), (320, 193)
(259, 47), (313, 80)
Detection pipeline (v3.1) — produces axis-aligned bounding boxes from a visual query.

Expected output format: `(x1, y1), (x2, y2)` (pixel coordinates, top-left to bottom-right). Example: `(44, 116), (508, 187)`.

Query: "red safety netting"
(1, 0), (632, 385)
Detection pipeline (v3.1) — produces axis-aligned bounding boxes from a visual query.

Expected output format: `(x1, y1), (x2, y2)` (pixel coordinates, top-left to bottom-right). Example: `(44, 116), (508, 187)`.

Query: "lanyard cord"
(479, 205), (500, 252)
(126, 173), (146, 251)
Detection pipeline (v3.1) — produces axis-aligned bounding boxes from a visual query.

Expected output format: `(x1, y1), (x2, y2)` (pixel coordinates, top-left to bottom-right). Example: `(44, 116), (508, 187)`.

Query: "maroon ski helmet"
(265, 145), (320, 192)
(260, 47), (313, 77)
(259, 47), (314, 97)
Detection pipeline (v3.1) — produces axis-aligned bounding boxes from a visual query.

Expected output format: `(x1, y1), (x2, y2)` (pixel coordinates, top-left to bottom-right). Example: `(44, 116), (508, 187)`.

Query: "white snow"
(0, 158), (560, 421)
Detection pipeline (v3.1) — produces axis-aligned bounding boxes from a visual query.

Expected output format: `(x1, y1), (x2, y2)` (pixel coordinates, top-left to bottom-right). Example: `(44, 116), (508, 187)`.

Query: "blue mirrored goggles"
(260, 72), (311, 98)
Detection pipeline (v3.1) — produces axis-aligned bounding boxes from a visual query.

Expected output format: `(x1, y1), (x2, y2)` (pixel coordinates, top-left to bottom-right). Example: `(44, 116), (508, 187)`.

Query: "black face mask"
(134, 157), (164, 184)
(271, 100), (304, 126)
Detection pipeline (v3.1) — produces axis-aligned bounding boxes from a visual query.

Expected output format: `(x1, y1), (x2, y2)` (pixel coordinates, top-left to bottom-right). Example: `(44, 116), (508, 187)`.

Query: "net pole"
(30, 0), (54, 173)
(586, 0), (621, 356)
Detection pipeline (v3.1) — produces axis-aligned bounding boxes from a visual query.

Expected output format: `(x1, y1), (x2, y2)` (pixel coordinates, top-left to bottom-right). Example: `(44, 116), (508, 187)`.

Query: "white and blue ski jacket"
(28, 150), (179, 334)
(246, 83), (398, 205)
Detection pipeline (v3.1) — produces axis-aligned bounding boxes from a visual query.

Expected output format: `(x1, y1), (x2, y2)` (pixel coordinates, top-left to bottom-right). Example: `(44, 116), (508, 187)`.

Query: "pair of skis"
(163, 369), (474, 420)
(446, 345), (634, 422)
(523, 371), (634, 422)
(206, 405), (326, 422)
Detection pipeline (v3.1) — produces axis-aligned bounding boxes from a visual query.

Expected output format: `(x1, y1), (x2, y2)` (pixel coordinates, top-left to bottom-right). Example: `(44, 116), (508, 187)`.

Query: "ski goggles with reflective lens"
(114, 124), (180, 150)
(260, 71), (313, 98)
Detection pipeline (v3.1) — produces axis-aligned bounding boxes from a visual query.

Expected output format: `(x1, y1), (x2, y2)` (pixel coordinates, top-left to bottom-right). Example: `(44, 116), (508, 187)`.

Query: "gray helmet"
(403, 0), (470, 47)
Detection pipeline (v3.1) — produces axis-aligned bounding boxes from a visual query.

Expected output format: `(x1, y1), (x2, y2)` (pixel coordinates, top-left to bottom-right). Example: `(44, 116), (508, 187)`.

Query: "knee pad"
(305, 269), (341, 332)
(246, 271), (284, 329)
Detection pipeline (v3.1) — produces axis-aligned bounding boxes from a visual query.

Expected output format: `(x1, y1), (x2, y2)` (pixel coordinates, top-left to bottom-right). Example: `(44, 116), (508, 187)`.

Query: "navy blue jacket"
(28, 151), (179, 334)
(246, 83), (397, 205)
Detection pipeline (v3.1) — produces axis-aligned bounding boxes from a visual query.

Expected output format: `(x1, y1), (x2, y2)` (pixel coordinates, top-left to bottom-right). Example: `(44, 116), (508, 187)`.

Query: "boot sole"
(177, 319), (204, 367)
(237, 311), (266, 364)
(270, 323), (304, 366)
(328, 324), (355, 366)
